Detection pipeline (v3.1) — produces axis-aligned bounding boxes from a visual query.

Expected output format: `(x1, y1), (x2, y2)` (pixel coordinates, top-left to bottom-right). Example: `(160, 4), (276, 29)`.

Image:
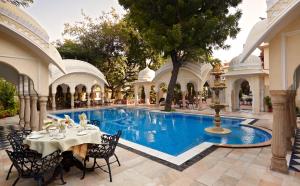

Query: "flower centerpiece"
(57, 119), (67, 133)
(79, 113), (88, 129)
(64, 115), (75, 128)
(42, 118), (55, 131)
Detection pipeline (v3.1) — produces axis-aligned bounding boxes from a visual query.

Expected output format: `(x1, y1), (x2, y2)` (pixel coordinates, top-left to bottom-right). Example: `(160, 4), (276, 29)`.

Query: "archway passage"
(74, 84), (87, 108)
(232, 79), (253, 112)
(55, 84), (71, 109)
(239, 80), (252, 111)
(91, 84), (103, 106)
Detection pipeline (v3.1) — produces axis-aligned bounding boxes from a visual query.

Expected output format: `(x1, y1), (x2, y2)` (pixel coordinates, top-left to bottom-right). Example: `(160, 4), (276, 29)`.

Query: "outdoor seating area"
(1, 0), (300, 185)
(3, 117), (122, 185)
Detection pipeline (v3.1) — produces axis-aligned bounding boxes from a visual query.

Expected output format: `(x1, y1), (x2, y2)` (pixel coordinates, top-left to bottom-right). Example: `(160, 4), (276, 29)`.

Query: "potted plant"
(264, 96), (272, 112)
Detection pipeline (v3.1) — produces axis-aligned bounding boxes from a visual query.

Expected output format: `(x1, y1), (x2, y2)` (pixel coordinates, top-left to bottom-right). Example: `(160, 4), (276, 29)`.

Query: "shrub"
(264, 96), (272, 109)
(0, 79), (18, 118)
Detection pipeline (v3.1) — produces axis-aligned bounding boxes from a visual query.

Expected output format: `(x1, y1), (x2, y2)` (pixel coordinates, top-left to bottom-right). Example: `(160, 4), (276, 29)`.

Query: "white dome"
(0, 2), (49, 42)
(138, 67), (155, 82)
(50, 59), (107, 85)
(229, 54), (262, 71)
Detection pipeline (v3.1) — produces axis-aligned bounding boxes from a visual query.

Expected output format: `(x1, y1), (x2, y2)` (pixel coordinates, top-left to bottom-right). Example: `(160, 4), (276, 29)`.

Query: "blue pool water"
(53, 107), (271, 156)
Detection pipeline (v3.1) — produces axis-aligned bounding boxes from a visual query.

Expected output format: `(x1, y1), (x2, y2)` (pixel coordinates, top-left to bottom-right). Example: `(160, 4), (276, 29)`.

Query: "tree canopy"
(57, 10), (164, 99)
(118, 0), (242, 110)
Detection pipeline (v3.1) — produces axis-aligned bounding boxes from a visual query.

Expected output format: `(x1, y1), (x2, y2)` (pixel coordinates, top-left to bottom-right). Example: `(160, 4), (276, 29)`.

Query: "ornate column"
(182, 91), (187, 108)
(270, 90), (289, 173)
(23, 76), (30, 129)
(19, 95), (25, 127)
(38, 96), (48, 130)
(156, 92), (160, 106)
(144, 85), (151, 105)
(18, 76), (25, 127)
(134, 85), (139, 105)
(24, 95), (31, 129)
(70, 86), (75, 108)
(197, 91), (202, 110)
(87, 91), (91, 107)
(52, 85), (56, 110)
(30, 95), (38, 131)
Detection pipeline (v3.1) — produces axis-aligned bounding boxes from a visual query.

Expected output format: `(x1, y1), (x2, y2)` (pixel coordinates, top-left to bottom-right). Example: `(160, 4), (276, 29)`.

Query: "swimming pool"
(52, 107), (271, 156)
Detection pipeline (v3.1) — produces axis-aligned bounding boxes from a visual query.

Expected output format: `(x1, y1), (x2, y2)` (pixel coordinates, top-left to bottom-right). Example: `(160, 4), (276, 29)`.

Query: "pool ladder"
(289, 128), (300, 172)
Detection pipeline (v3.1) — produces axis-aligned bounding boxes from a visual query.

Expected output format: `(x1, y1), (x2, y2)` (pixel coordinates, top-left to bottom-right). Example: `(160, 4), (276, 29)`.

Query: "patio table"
(24, 126), (102, 158)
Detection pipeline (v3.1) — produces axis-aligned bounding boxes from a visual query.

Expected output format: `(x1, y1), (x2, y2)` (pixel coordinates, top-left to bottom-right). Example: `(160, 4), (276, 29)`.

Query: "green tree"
(58, 10), (164, 98)
(0, 78), (16, 110)
(5, 0), (33, 7)
(118, 0), (242, 111)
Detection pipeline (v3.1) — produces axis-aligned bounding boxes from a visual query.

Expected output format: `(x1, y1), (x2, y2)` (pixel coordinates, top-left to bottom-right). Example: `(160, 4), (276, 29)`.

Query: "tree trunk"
(164, 51), (181, 111)
(110, 88), (115, 99)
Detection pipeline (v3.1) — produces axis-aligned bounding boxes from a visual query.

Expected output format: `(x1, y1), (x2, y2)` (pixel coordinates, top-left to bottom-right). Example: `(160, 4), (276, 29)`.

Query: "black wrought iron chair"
(6, 149), (66, 186)
(101, 132), (121, 167)
(6, 129), (33, 180)
(81, 130), (122, 182)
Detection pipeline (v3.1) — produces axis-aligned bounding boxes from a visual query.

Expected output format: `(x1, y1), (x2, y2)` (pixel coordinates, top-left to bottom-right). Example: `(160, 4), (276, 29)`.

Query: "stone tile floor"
(1, 108), (299, 185)
(1, 146), (300, 186)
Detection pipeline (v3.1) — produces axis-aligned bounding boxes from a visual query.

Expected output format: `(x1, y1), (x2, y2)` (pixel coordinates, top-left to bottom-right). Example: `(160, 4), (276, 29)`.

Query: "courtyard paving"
(0, 107), (299, 186)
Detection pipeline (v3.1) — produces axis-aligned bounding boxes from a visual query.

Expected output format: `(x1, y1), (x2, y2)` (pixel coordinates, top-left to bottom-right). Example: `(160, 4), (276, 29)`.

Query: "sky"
(24, 0), (267, 62)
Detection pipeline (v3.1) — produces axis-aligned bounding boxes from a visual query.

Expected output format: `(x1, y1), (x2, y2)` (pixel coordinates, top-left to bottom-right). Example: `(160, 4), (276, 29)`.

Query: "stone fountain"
(205, 63), (231, 134)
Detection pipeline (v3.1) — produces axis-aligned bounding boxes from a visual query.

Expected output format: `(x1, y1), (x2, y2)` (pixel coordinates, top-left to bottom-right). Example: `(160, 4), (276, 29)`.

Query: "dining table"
(24, 125), (103, 171)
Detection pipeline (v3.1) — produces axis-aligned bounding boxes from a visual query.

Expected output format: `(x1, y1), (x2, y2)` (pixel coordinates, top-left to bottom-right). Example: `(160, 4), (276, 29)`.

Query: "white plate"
(28, 134), (44, 139)
(77, 131), (88, 136)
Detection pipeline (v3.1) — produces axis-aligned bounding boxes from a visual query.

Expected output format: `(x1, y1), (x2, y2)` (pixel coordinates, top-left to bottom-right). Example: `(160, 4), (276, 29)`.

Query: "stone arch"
(54, 83), (71, 109)
(231, 78), (254, 112)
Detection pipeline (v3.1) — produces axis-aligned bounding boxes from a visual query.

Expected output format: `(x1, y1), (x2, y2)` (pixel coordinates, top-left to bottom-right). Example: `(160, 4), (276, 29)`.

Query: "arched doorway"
(55, 84), (71, 109)
(91, 84), (103, 106)
(232, 79), (253, 111)
(75, 84), (87, 108)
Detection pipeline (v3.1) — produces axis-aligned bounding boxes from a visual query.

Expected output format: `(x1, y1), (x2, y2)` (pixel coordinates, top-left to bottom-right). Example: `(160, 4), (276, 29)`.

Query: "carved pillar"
(30, 95), (38, 131)
(70, 86), (75, 109)
(144, 85), (151, 105)
(52, 85), (56, 110)
(270, 90), (289, 173)
(198, 91), (202, 110)
(71, 93), (74, 108)
(38, 96), (48, 130)
(134, 85), (139, 105)
(87, 91), (91, 107)
(18, 76), (25, 126)
(182, 91), (186, 108)
(52, 94), (56, 110)
(156, 92), (160, 106)
(24, 96), (31, 129)
(19, 95), (25, 127)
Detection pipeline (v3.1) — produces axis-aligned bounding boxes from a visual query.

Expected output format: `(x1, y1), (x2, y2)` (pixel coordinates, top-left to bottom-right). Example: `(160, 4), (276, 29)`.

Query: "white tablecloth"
(24, 127), (102, 157)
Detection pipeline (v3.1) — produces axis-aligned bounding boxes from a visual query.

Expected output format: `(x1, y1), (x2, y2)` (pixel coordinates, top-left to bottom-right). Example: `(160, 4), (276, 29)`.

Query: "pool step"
(289, 128), (300, 172)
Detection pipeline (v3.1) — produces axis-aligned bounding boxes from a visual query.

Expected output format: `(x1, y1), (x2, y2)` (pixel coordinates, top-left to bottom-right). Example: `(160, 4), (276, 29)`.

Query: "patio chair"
(6, 129), (33, 180)
(6, 149), (66, 186)
(81, 130), (122, 182)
